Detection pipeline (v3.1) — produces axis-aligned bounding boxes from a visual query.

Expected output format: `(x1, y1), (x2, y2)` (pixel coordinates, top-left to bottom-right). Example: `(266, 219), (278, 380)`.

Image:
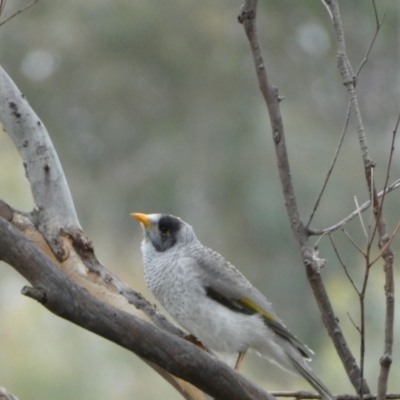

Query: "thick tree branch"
(0, 64), (206, 399)
(239, 0), (367, 394)
(0, 216), (276, 400)
(0, 65), (79, 258)
(0, 198), (183, 336)
(0, 199), (206, 400)
(0, 388), (19, 400)
(0, 63), (213, 398)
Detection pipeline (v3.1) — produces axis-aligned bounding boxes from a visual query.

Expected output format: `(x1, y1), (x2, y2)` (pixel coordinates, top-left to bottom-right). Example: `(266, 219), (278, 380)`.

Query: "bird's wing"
(195, 248), (313, 359)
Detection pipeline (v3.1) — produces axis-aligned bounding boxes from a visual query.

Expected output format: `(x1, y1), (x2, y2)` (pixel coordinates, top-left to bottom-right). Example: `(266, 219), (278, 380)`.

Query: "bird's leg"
(234, 350), (247, 370)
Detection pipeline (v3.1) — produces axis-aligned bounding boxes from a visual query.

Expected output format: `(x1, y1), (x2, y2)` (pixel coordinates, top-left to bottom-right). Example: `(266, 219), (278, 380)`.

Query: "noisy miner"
(132, 213), (333, 400)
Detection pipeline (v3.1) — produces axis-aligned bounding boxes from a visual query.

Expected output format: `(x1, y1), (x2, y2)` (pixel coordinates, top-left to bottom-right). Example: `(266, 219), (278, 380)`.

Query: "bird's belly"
(169, 295), (269, 354)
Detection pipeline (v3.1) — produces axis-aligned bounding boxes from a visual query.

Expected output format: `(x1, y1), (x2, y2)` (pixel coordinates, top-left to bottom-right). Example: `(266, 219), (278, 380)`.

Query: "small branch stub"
(379, 355), (392, 368)
(21, 286), (47, 303)
(238, 7), (255, 24)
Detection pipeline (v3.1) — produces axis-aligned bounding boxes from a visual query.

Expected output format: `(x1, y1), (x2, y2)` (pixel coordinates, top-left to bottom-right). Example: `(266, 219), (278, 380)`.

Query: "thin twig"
(347, 312), (361, 334)
(355, 13), (385, 78)
(372, 0), (380, 31)
(328, 234), (359, 294)
(0, 0), (6, 19)
(376, 112), (400, 228)
(342, 229), (366, 257)
(314, 231), (328, 248)
(366, 167), (375, 246)
(270, 392), (400, 400)
(354, 196), (368, 238)
(365, 164), (378, 260)
(369, 220), (400, 267)
(0, 0), (38, 28)
(308, 179), (400, 235)
(307, 100), (351, 227)
(270, 391), (322, 399)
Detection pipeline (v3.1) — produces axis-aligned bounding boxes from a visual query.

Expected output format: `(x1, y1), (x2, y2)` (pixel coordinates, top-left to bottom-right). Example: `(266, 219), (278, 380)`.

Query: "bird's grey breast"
(142, 243), (204, 317)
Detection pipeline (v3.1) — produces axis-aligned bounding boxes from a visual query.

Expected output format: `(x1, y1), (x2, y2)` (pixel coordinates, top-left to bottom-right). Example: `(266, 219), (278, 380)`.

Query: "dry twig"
(271, 391), (400, 400)
(0, 0), (38, 28)
(308, 179), (400, 235)
(307, 101), (351, 227)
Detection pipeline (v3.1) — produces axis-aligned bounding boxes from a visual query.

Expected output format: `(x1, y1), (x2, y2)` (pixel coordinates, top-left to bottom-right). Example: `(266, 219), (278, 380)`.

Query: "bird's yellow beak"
(131, 213), (153, 227)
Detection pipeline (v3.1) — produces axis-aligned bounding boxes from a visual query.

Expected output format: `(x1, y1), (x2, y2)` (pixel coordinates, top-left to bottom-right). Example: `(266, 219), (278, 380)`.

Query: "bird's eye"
(159, 225), (169, 235)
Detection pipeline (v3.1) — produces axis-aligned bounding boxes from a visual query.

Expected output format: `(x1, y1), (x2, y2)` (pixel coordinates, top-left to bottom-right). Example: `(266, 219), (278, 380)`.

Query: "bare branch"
(366, 168), (376, 246)
(0, 0), (39, 28)
(306, 26), (397, 397)
(373, 113), (399, 400)
(369, 220), (400, 267)
(359, 261), (371, 400)
(0, 201), (211, 400)
(0, 63), (208, 399)
(354, 196), (368, 239)
(307, 100), (351, 227)
(0, 216), (276, 400)
(328, 234), (359, 294)
(323, 1), (371, 171)
(239, 0), (364, 393)
(0, 199), (183, 335)
(342, 229), (366, 258)
(376, 112), (400, 231)
(0, 387), (19, 400)
(354, 12), (385, 78)
(0, 65), (79, 258)
(371, 0), (380, 27)
(2, 65), (197, 379)
(0, 0), (6, 19)
(271, 392), (400, 400)
(347, 312), (361, 334)
(321, 19), (395, 392)
(308, 180), (400, 235)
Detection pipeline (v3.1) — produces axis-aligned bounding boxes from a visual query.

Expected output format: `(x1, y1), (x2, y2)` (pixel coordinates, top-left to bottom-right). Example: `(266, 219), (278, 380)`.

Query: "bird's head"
(131, 213), (198, 253)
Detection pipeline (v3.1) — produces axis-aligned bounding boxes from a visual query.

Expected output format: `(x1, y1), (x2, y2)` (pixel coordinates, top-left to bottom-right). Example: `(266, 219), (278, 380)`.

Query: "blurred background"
(0, 0), (399, 399)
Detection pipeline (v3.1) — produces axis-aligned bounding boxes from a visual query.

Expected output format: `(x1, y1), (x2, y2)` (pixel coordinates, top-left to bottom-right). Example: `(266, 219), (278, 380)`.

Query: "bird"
(132, 212), (333, 400)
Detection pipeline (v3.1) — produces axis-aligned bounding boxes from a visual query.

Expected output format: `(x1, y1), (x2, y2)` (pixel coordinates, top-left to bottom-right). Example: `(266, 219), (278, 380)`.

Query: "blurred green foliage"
(0, 0), (399, 399)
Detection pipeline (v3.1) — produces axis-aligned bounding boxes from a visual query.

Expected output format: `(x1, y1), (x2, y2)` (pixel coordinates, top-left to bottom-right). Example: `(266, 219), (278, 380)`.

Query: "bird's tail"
(291, 357), (334, 400)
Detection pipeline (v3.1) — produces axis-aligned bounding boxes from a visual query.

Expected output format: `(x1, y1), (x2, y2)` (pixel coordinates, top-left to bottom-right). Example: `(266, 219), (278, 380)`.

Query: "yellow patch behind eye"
(239, 297), (276, 322)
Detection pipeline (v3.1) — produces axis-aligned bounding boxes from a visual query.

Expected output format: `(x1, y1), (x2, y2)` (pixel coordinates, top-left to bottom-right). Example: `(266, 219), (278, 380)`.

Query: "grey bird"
(132, 212), (333, 400)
